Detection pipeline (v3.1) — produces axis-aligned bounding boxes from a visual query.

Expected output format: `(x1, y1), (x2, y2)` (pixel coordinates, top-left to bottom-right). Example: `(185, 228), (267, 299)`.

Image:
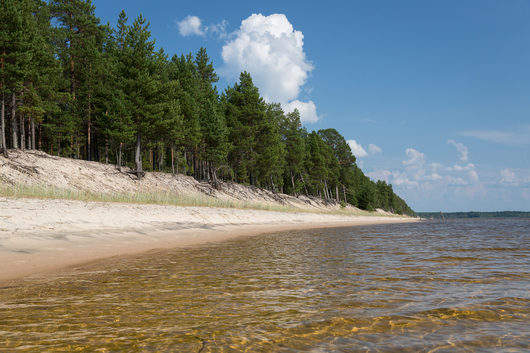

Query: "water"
(1, 219), (529, 352)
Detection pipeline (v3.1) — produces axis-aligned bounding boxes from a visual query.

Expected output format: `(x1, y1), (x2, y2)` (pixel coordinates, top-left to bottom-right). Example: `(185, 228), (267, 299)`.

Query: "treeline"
(418, 211), (530, 219)
(0, 0), (414, 215)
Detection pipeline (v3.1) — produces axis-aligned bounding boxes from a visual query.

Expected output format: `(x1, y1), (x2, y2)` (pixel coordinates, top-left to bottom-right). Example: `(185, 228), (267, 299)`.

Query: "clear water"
(1, 219), (529, 352)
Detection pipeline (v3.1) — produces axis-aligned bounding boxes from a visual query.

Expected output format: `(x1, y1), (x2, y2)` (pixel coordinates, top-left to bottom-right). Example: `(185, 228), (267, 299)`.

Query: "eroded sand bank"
(0, 197), (419, 282)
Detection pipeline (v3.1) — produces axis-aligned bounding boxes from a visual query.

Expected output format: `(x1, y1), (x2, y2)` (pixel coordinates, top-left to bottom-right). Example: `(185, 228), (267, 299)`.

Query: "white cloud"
(283, 100), (319, 123)
(177, 16), (228, 39)
(403, 148), (425, 166)
(367, 169), (392, 183)
(367, 146), (481, 200)
(345, 140), (382, 158)
(500, 169), (517, 185)
(450, 163), (479, 183)
(447, 139), (468, 162)
(206, 20), (228, 39)
(221, 13), (318, 123)
(368, 144), (382, 154)
(347, 139), (367, 158)
(177, 15), (204, 36)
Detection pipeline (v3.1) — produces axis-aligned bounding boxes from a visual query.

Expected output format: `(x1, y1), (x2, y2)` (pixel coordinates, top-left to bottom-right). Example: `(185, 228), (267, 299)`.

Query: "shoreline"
(0, 197), (419, 283)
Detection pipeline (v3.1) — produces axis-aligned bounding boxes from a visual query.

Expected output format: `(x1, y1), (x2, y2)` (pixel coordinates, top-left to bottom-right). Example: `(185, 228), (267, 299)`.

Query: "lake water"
(1, 219), (529, 352)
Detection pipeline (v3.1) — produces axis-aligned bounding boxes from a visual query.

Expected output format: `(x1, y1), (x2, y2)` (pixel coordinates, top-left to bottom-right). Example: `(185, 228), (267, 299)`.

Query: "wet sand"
(0, 197), (419, 282)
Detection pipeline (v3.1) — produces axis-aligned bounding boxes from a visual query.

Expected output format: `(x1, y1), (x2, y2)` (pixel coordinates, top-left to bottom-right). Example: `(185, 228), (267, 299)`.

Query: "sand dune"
(0, 197), (418, 282)
(0, 150), (418, 282)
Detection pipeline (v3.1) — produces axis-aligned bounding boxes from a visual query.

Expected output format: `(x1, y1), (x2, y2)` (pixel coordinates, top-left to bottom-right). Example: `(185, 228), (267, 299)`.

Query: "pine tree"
(224, 72), (267, 185)
(256, 103), (285, 191)
(200, 98), (228, 183)
(120, 14), (162, 178)
(280, 109), (306, 195)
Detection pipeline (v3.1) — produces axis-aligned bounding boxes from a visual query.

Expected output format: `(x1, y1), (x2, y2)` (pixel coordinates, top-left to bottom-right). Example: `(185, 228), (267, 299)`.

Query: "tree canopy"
(0, 0), (414, 215)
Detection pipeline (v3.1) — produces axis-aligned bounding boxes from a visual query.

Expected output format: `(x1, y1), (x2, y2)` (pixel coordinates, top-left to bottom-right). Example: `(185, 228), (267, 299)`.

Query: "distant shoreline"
(417, 211), (530, 219)
(0, 197), (418, 283)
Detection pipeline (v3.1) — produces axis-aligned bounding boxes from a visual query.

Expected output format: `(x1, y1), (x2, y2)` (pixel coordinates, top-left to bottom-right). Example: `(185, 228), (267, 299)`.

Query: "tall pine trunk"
(105, 138), (109, 164)
(20, 113), (25, 151)
(135, 129), (143, 178)
(11, 92), (18, 149)
(171, 143), (175, 174)
(290, 171), (296, 195)
(0, 49), (6, 157)
(87, 93), (91, 160)
(300, 173), (308, 196)
(117, 142), (123, 172)
(38, 124), (42, 150)
(0, 92), (7, 157)
(31, 117), (35, 150)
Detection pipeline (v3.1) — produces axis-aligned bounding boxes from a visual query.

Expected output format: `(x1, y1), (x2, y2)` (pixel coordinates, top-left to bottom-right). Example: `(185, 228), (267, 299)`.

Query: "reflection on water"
(1, 219), (529, 352)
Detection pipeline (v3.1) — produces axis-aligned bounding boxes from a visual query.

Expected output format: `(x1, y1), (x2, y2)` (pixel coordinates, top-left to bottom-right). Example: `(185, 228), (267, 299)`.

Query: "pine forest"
(0, 0), (414, 215)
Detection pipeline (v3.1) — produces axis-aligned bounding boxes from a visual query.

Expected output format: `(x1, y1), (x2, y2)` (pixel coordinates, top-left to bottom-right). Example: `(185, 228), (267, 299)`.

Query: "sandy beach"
(0, 197), (418, 282)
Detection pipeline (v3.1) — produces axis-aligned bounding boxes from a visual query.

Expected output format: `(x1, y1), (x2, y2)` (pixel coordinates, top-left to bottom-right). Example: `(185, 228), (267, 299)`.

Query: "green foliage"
(0, 2), (415, 215)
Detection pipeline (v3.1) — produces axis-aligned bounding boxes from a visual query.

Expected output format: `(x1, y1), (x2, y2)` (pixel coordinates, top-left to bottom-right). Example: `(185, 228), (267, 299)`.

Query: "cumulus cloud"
(447, 139), (468, 162)
(369, 146), (480, 193)
(345, 140), (382, 158)
(500, 169), (517, 184)
(450, 163), (479, 183)
(368, 144), (382, 154)
(367, 169), (392, 183)
(177, 16), (228, 38)
(403, 148), (425, 165)
(221, 13), (318, 123)
(206, 20), (228, 38)
(283, 100), (319, 123)
(347, 139), (367, 158)
(177, 15), (204, 36)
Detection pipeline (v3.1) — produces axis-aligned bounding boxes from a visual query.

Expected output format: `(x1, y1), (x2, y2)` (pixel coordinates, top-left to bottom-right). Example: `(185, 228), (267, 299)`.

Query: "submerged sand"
(0, 197), (418, 282)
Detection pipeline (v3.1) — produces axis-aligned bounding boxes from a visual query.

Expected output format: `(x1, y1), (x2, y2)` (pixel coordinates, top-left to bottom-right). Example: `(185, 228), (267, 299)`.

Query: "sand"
(0, 197), (419, 282)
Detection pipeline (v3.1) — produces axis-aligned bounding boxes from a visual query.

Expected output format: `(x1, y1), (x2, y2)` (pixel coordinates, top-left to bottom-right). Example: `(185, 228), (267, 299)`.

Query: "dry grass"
(0, 183), (396, 217)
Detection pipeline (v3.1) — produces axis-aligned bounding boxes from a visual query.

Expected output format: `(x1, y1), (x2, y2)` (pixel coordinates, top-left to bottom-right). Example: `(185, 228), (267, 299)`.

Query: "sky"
(91, 0), (530, 212)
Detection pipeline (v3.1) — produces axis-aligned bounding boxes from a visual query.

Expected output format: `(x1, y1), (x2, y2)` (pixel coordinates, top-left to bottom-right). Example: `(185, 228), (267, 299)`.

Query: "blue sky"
(92, 0), (530, 212)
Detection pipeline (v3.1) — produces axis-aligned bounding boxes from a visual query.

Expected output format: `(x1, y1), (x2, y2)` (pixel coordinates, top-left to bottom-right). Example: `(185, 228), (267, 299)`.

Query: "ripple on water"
(0, 218), (529, 352)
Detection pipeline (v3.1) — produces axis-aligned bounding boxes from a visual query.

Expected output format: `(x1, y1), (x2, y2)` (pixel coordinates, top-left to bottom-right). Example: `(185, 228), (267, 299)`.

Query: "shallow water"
(1, 219), (529, 352)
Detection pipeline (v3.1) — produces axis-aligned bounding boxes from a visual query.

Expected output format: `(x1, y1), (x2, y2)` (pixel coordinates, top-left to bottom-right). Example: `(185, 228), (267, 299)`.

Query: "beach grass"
(0, 183), (395, 217)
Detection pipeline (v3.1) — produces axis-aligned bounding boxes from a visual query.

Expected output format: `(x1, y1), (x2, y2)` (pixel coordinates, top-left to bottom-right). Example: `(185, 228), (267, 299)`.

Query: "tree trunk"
(31, 117), (35, 150)
(20, 112), (25, 151)
(117, 142), (123, 172)
(171, 144), (175, 174)
(300, 173), (308, 196)
(336, 185), (339, 202)
(11, 92), (18, 149)
(26, 116), (30, 149)
(105, 138), (109, 164)
(290, 171), (296, 195)
(176, 150), (180, 176)
(0, 92), (7, 157)
(135, 130), (143, 178)
(87, 93), (91, 160)
(158, 145), (163, 171)
(343, 185), (347, 204)
(74, 134), (79, 159)
(38, 124), (42, 150)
